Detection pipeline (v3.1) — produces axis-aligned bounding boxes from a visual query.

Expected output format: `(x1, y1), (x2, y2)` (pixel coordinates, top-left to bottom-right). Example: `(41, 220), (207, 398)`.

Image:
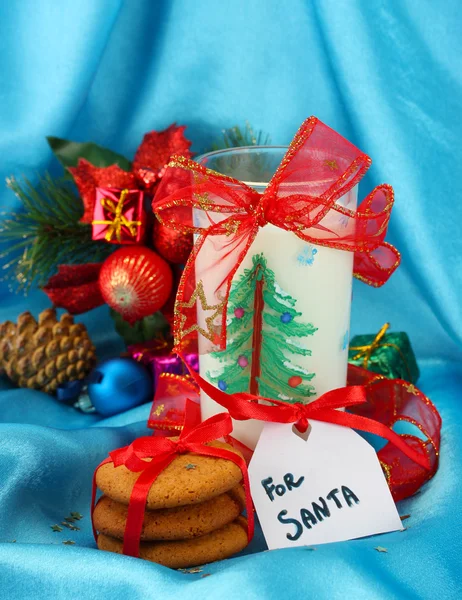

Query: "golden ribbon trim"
(92, 189), (142, 242)
(349, 322), (413, 381)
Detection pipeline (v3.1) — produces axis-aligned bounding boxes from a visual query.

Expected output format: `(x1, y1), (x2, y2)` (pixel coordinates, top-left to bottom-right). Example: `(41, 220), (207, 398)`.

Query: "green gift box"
(348, 323), (420, 383)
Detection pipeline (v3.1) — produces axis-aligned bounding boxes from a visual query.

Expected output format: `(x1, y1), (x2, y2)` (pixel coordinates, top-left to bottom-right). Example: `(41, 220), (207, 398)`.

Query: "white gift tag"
(248, 420), (403, 550)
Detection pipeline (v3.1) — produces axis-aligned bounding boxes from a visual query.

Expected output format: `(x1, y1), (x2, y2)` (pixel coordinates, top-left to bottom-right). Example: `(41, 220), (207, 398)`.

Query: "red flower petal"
(133, 124), (192, 176)
(42, 263), (105, 314)
(69, 159), (137, 223)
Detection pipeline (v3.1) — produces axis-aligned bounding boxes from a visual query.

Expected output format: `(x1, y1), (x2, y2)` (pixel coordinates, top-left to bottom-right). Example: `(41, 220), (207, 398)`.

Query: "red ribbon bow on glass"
(187, 369), (431, 472)
(154, 117), (401, 352)
(91, 400), (254, 558)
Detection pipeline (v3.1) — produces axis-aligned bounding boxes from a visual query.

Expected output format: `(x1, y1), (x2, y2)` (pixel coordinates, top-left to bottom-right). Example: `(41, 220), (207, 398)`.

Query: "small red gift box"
(92, 187), (145, 244)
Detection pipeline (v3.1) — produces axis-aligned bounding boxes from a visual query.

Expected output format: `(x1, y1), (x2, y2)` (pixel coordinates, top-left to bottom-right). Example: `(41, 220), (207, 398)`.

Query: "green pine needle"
(0, 174), (114, 292)
(211, 122), (271, 151)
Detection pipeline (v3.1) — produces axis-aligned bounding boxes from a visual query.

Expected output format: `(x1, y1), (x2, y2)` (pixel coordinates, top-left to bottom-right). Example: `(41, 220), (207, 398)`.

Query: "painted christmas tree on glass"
(207, 253), (317, 403)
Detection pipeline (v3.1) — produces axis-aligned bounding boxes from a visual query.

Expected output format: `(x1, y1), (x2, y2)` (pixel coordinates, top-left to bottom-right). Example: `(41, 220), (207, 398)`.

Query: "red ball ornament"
(288, 375), (303, 388)
(152, 220), (193, 265)
(99, 246), (173, 324)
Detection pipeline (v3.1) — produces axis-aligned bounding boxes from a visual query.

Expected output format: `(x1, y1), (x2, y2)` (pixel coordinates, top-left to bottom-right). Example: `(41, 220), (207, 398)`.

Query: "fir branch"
(263, 290), (298, 314)
(0, 174), (113, 292)
(211, 122), (271, 151)
(227, 309), (254, 336)
(263, 330), (313, 356)
(263, 312), (318, 337)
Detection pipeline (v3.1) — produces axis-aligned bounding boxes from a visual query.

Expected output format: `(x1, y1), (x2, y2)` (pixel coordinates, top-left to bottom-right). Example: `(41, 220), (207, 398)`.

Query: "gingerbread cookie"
(93, 485), (245, 541)
(97, 516), (248, 568)
(95, 440), (243, 510)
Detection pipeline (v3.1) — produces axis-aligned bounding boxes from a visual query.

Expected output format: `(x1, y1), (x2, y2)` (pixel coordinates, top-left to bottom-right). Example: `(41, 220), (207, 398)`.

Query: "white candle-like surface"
(194, 148), (357, 449)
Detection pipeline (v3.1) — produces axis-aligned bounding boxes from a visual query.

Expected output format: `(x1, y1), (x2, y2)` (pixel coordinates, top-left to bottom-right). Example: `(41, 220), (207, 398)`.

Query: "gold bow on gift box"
(92, 189), (142, 243)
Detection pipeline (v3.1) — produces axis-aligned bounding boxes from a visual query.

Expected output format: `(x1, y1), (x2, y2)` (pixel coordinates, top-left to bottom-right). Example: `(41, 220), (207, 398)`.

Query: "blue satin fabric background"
(0, 1), (461, 598)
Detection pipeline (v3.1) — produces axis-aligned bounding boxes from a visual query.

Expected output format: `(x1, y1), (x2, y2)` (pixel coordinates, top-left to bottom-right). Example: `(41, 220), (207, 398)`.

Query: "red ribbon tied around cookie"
(188, 370), (431, 473)
(154, 116), (401, 352)
(91, 400), (254, 558)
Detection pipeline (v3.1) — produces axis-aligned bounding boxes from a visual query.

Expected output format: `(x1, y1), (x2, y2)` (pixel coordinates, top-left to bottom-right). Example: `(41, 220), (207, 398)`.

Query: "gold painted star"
(175, 280), (224, 345)
(324, 159), (339, 171)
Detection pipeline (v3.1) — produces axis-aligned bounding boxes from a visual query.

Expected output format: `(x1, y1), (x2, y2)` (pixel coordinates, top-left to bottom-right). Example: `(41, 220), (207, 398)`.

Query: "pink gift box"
(92, 187), (145, 244)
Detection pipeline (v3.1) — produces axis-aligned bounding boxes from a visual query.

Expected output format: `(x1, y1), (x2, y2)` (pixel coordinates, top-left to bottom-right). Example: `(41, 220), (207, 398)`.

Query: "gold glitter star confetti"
(51, 525), (63, 533)
(175, 280), (224, 344)
(62, 540), (75, 546)
(375, 546), (388, 553)
(179, 567), (204, 574)
(185, 463), (197, 470)
(70, 512), (83, 521)
(62, 521), (80, 531)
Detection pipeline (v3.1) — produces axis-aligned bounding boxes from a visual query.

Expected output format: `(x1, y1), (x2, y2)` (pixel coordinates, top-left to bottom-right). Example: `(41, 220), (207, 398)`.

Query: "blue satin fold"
(0, 0), (461, 598)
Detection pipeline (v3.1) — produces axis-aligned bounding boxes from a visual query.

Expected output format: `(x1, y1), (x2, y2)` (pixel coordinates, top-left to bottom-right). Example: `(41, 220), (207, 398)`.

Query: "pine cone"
(0, 308), (97, 394)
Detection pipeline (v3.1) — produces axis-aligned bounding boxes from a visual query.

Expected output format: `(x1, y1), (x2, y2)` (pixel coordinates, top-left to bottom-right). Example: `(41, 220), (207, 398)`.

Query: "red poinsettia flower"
(69, 124), (192, 224)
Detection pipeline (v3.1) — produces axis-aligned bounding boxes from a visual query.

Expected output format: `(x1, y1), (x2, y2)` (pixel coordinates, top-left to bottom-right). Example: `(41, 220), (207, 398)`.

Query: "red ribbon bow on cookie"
(154, 117), (400, 352)
(92, 400), (254, 558)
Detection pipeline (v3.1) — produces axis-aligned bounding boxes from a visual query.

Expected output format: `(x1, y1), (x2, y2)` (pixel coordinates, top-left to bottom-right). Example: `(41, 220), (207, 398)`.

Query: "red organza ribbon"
(154, 116), (400, 352)
(91, 400), (254, 558)
(347, 364), (441, 501)
(185, 367), (431, 470)
(147, 372), (200, 434)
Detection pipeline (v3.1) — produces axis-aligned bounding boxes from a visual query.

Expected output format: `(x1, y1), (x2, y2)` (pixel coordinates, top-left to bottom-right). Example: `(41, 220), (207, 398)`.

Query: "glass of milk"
(194, 147), (356, 449)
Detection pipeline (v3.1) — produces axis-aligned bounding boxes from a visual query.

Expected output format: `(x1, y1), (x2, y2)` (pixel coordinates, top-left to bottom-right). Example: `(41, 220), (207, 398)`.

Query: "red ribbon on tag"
(154, 116), (400, 352)
(186, 369), (431, 472)
(146, 360), (440, 502)
(91, 400), (254, 558)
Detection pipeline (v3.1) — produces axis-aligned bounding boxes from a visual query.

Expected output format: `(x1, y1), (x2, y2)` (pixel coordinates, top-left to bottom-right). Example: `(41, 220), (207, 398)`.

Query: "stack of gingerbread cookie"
(93, 439), (249, 569)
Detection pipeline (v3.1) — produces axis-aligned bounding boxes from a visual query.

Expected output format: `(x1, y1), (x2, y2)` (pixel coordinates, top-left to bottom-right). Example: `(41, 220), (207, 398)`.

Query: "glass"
(196, 146), (357, 449)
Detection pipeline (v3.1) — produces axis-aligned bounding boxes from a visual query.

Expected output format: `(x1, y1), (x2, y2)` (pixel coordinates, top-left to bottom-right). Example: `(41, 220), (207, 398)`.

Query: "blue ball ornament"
(87, 358), (153, 417)
(218, 380), (228, 391)
(280, 312), (293, 324)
